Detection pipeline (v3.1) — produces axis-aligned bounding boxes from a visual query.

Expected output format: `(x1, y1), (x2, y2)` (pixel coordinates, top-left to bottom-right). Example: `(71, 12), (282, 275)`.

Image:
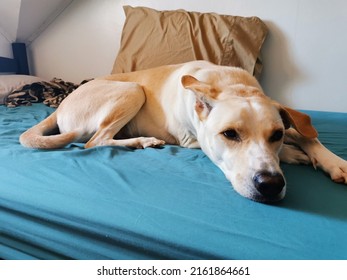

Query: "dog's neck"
(162, 87), (202, 148)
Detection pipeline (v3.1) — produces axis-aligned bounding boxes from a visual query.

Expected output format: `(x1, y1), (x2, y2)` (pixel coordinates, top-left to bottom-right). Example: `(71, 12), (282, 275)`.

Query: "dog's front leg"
(283, 128), (347, 183)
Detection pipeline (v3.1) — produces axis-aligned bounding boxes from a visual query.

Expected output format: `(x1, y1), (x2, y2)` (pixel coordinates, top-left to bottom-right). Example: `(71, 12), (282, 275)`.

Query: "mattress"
(0, 104), (347, 259)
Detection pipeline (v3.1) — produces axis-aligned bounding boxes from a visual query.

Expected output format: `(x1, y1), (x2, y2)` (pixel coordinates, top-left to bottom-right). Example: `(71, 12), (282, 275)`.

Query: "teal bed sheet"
(0, 104), (347, 259)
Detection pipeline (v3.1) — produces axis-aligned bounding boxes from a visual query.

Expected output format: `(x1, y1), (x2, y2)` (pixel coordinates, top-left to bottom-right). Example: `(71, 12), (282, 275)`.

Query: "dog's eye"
(269, 129), (284, 142)
(223, 129), (240, 141)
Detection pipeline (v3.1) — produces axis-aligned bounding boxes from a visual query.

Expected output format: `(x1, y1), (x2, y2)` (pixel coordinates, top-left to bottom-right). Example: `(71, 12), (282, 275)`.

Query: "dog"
(20, 61), (347, 202)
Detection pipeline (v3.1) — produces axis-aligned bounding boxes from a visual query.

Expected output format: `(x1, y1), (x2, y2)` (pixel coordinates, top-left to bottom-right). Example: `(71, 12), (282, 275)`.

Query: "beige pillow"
(112, 6), (268, 78)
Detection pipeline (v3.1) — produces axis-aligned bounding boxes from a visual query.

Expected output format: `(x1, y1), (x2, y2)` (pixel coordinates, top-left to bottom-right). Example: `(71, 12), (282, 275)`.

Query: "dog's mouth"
(249, 189), (286, 204)
(228, 170), (286, 203)
(213, 157), (286, 203)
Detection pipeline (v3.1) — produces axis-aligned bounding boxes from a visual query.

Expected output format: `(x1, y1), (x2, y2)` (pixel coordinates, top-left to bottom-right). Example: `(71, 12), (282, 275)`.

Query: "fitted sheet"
(0, 104), (347, 259)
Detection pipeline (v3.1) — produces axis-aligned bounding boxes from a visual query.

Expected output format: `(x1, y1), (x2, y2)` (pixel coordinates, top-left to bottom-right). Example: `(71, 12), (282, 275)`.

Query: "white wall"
(29, 0), (347, 113)
(0, 0), (20, 57)
(0, 34), (11, 58)
(29, 0), (123, 82)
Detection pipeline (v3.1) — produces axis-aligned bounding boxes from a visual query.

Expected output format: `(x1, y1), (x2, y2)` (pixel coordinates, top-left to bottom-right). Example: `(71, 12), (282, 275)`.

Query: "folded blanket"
(5, 78), (92, 108)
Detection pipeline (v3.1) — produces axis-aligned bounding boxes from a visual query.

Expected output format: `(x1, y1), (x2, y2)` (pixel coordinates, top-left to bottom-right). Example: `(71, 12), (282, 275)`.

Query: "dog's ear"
(181, 75), (218, 120)
(279, 106), (318, 138)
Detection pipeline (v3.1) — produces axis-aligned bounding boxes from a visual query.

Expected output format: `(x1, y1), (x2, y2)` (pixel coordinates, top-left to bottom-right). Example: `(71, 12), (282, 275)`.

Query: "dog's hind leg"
(85, 86), (165, 149)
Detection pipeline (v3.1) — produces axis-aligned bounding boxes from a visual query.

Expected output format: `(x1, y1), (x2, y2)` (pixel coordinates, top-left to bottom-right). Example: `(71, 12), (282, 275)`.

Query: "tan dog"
(20, 61), (347, 202)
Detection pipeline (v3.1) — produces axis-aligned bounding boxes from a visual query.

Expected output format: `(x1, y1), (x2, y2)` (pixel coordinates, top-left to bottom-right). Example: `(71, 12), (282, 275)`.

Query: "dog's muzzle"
(253, 171), (285, 200)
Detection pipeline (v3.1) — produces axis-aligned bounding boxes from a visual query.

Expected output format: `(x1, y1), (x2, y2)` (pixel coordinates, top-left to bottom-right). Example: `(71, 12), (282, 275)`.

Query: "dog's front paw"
(316, 151), (347, 184)
(328, 158), (347, 184)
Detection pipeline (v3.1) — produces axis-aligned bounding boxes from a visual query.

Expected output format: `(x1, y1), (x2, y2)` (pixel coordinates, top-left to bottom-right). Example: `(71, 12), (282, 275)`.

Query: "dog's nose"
(253, 171), (285, 197)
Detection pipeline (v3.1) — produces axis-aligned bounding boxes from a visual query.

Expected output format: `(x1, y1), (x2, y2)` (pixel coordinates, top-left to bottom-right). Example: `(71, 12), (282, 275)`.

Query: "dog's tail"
(20, 111), (78, 149)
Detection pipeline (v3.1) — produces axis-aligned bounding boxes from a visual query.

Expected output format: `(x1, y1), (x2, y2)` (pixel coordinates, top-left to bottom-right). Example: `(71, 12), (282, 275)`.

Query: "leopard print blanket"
(5, 78), (92, 108)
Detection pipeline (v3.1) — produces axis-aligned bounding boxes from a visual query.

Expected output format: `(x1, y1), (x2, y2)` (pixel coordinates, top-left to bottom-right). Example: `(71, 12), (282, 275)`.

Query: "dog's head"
(182, 71), (317, 203)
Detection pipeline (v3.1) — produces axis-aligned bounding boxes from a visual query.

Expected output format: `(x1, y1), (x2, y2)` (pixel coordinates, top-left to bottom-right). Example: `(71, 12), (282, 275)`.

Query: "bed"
(1, 6), (347, 260)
